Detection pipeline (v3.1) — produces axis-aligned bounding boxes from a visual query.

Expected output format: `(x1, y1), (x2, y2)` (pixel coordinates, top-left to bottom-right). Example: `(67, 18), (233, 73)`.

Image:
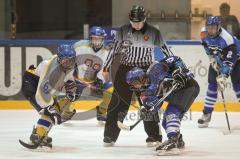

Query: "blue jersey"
(141, 55), (192, 110)
(201, 27), (240, 66)
(143, 55), (192, 96)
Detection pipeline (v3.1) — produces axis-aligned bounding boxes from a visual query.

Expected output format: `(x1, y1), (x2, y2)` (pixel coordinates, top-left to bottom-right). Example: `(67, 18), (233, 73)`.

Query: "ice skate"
(156, 135), (181, 156)
(146, 136), (162, 147)
(198, 112), (212, 128)
(103, 136), (115, 147)
(96, 106), (107, 126)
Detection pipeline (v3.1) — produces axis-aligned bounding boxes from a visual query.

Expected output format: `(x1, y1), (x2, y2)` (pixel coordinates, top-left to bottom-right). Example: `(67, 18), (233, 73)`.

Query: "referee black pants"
(104, 65), (160, 141)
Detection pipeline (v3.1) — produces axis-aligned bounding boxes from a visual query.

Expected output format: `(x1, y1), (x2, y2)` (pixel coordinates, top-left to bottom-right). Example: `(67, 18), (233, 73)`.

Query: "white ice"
(0, 110), (240, 159)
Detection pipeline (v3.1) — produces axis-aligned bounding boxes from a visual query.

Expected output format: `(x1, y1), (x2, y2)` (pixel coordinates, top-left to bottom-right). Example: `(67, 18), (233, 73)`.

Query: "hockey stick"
(220, 91), (231, 133)
(19, 99), (71, 149)
(117, 84), (177, 131)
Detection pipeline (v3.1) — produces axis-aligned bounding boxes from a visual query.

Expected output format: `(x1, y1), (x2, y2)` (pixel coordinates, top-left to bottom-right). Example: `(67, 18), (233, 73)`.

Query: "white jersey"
(35, 56), (75, 108)
(74, 40), (109, 83)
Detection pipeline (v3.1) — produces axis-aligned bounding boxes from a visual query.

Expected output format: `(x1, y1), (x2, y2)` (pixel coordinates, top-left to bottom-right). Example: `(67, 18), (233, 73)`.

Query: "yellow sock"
(36, 126), (47, 137)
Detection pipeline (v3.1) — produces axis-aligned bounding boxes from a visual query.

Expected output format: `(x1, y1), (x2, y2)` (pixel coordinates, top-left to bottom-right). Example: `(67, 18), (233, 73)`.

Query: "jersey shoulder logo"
(144, 35), (149, 41)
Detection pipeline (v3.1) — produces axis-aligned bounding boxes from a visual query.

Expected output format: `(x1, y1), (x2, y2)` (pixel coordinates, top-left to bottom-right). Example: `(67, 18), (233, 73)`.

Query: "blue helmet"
(126, 67), (145, 84)
(57, 44), (76, 70)
(90, 26), (107, 37)
(57, 44), (76, 59)
(89, 26), (107, 51)
(206, 16), (221, 26)
(206, 16), (221, 38)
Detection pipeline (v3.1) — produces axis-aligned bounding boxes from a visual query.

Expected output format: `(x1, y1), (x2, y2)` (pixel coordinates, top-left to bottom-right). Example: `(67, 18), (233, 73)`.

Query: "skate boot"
(177, 134), (185, 149)
(96, 106), (107, 126)
(30, 128), (52, 148)
(146, 135), (162, 147)
(198, 111), (212, 128)
(156, 135), (180, 156)
(103, 136), (115, 147)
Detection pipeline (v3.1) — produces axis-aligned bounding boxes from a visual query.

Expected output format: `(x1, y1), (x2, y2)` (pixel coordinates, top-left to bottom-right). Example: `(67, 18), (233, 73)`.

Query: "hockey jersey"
(35, 56), (76, 108)
(74, 40), (109, 83)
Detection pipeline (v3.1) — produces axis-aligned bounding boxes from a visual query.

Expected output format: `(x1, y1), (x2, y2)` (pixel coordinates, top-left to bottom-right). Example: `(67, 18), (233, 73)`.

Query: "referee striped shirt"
(103, 23), (167, 71)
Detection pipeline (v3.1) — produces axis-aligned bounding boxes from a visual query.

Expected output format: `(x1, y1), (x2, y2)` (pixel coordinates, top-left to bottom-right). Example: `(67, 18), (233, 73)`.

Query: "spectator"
(219, 2), (240, 39)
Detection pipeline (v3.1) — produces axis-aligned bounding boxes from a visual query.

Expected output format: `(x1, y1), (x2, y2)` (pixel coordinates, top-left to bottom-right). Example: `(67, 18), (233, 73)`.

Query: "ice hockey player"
(73, 26), (113, 126)
(198, 16), (240, 128)
(21, 44), (84, 148)
(126, 48), (199, 155)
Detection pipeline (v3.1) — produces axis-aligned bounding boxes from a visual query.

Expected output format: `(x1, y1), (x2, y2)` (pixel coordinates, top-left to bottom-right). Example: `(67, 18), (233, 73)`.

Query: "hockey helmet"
(89, 26), (107, 51)
(57, 44), (76, 70)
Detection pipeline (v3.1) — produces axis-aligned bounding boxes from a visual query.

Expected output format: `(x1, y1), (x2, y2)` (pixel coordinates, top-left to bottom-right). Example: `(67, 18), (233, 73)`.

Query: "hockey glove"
(172, 67), (188, 89)
(40, 105), (62, 125)
(143, 96), (162, 113)
(64, 80), (77, 92)
(103, 81), (113, 91)
(66, 91), (81, 102)
(65, 80), (85, 102)
(220, 62), (232, 77)
(207, 45), (222, 56)
(217, 74), (227, 91)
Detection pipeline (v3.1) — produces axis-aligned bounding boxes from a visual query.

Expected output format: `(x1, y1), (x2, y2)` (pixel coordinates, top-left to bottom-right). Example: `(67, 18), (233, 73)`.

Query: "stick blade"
(117, 121), (130, 131)
(19, 139), (39, 149)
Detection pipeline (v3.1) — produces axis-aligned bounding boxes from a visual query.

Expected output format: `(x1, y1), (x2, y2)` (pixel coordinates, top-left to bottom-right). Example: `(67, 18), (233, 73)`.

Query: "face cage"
(206, 25), (221, 38)
(90, 36), (104, 50)
(58, 57), (76, 70)
(129, 76), (148, 90)
(129, 18), (146, 25)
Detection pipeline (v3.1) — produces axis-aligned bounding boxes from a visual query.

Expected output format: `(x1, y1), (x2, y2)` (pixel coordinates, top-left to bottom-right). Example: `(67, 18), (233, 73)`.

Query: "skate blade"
(146, 141), (161, 147)
(97, 121), (105, 127)
(33, 146), (52, 152)
(103, 142), (115, 147)
(157, 148), (181, 156)
(198, 123), (209, 128)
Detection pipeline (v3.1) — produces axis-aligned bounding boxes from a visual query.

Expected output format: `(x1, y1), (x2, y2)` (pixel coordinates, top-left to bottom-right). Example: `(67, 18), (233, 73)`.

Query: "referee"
(103, 5), (166, 146)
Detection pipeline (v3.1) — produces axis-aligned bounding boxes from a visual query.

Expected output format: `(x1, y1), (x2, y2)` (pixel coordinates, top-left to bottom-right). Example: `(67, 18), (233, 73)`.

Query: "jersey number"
(84, 59), (101, 71)
(226, 51), (233, 59)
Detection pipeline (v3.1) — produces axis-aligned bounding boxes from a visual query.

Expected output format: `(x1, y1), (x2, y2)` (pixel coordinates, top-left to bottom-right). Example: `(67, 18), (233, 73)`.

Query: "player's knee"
(21, 71), (39, 98)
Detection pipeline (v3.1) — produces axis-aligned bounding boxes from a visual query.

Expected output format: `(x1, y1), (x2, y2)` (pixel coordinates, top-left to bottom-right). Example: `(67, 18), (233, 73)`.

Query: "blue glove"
(220, 63), (232, 77)
(143, 96), (162, 113)
(206, 45), (222, 55)
(103, 81), (112, 90)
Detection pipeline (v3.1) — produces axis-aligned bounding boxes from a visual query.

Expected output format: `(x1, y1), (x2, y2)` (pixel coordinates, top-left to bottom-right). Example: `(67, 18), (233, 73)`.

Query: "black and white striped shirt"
(103, 23), (166, 71)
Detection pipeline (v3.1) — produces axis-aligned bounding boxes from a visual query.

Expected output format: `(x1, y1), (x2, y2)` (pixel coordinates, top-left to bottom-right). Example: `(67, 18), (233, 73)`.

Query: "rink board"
(0, 100), (240, 112)
(0, 40), (240, 111)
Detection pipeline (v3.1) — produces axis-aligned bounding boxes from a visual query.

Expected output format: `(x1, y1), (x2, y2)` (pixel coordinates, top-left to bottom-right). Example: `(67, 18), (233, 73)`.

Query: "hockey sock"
(163, 105), (181, 138)
(36, 114), (53, 136)
(203, 83), (217, 114)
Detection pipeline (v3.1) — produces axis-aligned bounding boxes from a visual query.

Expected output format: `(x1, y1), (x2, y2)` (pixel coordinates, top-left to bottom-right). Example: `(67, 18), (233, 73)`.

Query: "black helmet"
(129, 5), (146, 22)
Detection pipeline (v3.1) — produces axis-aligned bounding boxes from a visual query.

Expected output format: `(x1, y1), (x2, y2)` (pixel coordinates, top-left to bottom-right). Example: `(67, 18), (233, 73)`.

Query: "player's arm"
(35, 60), (55, 108)
(103, 27), (124, 73)
(219, 44), (238, 76)
(35, 60), (62, 124)
(162, 56), (193, 89)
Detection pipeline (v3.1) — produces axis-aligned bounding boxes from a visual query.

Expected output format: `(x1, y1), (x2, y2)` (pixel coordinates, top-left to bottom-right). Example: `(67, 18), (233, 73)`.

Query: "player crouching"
(126, 55), (200, 155)
(20, 45), (84, 149)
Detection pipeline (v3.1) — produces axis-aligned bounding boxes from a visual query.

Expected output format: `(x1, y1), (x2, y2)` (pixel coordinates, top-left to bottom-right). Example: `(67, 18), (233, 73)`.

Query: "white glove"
(216, 75), (227, 91)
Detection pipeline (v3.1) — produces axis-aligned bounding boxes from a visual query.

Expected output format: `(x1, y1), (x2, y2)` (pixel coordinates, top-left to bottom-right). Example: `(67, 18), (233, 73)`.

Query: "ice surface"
(0, 110), (240, 159)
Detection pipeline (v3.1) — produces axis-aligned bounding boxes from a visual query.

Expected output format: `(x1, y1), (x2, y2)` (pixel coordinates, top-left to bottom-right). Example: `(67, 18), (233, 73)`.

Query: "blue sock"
(203, 83), (218, 114)
(164, 105), (181, 138)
